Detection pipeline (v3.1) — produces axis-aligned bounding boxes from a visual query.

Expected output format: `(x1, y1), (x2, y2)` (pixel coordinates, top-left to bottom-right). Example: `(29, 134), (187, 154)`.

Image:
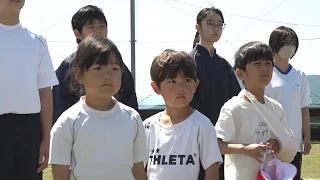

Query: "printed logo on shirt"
(255, 121), (268, 136)
(145, 122), (151, 129)
(148, 149), (197, 166)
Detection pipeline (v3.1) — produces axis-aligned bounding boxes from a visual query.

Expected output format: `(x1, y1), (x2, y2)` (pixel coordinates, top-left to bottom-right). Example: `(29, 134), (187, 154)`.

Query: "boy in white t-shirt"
(265, 26), (312, 180)
(215, 41), (297, 180)
(144, 49), (222, 180)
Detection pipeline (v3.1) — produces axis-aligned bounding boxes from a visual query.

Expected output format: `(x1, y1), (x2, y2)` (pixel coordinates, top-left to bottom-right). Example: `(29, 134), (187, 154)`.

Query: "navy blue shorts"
(0, 113), (42, 180)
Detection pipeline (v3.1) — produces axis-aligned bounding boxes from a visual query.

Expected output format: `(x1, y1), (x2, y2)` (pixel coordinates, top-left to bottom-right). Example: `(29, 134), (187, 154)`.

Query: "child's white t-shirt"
(215, 90), (287, 180)
(143, 110), (223, 180)
(49, 97), (147, 180)
(0, 23), (58, 115)
(265, 66), (312, 152)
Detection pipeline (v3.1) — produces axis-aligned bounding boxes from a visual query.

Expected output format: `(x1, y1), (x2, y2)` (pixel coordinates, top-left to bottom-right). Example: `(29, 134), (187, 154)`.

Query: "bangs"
(245, 46), (274, 64)
(234, 41), (274, 70)
(161, 61), (196, 80)
(84, 17), (106, 25)
(90, 51), (122, 68)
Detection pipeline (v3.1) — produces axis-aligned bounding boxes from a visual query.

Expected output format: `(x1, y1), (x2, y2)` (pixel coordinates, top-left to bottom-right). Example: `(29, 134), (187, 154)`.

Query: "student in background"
(216, 41), (297, 180)
(49, 36), (147, 180)
(265, 26), (312, 180)
(189, 7), (241, 180)
(0, 0), (58, 179)
(52, 5), (138, 125)
(144, 49), (222, 180)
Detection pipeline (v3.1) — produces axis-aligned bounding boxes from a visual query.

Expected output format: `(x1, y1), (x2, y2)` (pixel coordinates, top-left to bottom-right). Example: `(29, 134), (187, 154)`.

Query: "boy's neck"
(0, 11), (20, 26)
(199, 40), (214, 56)
(84, 94), (114, 111)
(161, 106), (193, 126)
(245, 87), (265, 103)
(274, 56), (290, 72)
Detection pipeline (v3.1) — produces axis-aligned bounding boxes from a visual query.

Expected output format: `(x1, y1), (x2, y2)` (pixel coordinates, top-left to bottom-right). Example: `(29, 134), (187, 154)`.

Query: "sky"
(20, 0), (320, 100)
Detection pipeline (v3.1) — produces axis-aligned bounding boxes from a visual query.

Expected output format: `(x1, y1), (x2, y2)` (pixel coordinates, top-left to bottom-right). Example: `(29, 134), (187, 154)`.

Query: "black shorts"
(0, 113), (42, 180)
(291, 152), (302, 180)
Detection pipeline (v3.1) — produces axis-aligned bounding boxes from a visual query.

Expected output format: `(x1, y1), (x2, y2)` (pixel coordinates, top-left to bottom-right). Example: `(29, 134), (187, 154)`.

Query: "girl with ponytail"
(189, 7), (241, 180)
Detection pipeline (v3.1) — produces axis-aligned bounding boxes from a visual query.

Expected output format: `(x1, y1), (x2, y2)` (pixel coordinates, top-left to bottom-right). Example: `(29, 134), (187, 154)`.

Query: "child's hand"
(243, 144), (269, 163)
(303, 139), (312, 155)
(266, 138), (280, 154)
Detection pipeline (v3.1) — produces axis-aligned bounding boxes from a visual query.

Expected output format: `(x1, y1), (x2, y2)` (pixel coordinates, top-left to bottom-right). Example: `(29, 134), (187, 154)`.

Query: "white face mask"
(278, 46), (296, 59)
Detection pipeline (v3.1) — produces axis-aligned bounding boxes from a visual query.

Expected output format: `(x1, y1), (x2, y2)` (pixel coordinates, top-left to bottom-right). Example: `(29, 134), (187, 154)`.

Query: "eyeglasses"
(200, 21), (226, 29)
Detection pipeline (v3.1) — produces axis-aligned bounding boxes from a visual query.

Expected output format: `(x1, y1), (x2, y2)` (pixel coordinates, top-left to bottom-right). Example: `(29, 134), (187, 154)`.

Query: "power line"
(169, 0), (320, 28)
(41, 0), (96, 34)
(164, 0), (192, 19)
(233, 0), (288, 37)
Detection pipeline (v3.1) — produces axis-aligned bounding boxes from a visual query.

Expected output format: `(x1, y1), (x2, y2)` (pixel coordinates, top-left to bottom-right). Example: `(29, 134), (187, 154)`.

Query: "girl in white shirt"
(265, 26), (312, 180)
(49, 36), (147, 180)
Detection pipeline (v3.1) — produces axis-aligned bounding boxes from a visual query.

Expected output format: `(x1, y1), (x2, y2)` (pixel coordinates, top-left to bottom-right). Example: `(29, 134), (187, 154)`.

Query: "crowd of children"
(0, 1), (311, 180)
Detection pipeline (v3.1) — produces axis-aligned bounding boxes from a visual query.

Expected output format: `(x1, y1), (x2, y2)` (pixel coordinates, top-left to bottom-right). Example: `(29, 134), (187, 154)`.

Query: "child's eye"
(207, 22), (214, 26)
(185, 78), (192, 82)
(113, 67), (119, 71)
(94, 66), (102, 70)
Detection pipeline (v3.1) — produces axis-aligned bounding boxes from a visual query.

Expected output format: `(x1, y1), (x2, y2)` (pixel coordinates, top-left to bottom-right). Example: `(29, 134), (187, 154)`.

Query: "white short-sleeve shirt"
(49, 97), (147, 180)
(265, 66), (312, 152)
(215, 90), (287, 180)
(144, 110), (222, 180)
(0, 23), (58, 115)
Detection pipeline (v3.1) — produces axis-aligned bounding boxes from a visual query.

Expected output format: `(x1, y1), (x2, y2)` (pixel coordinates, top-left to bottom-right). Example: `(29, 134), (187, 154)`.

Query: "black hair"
(193, 7), (224, 48)
(234, 41), (274, 71)
(268, 26), (299, 58)
(71, 5), (107, 43)
(150, 49), (197, 87)
(69, 35), (124, 95)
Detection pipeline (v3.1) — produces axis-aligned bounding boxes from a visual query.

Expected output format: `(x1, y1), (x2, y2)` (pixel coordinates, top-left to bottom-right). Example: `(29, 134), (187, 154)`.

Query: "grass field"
(43, 143), (320, 180)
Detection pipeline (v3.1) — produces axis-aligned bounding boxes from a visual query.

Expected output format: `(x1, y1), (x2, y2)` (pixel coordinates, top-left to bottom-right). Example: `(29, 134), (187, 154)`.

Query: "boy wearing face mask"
(265, 26), (312, 180)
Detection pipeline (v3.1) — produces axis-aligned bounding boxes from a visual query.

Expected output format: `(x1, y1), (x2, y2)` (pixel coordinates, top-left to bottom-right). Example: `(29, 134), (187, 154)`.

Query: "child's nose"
(178, 88), (185, 92)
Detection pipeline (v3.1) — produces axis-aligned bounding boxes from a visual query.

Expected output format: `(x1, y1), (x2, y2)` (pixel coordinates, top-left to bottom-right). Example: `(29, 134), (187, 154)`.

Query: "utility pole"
(130, 0), (136, 85)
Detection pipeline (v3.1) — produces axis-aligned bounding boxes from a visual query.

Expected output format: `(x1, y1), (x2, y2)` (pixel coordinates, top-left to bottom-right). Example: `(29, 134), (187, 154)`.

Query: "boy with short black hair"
(144, 49), (222, 180)
(52, 5), (138, 124)
(0, 0), (58, 179)
(215, 41), (297, 180)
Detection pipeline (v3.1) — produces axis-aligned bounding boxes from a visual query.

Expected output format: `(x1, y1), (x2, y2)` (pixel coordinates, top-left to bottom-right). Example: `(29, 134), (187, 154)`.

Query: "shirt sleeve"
(301, 72), (312, 108)
(142, 119), (151, 168)
(133, 114), (148, 163)
(49, 114), (73, 166)
(198, 118), (223, 169)
(215, 104), (236, 143)
(37, 36), (59, 89)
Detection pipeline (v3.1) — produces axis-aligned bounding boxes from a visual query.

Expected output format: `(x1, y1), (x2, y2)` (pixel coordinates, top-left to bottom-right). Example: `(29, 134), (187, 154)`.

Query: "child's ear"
(195, 24), (201, 32)
(151, 82), (161, 95)
(193, 79), (200, 92)
(235, 68), (245, 81)
(73, 29), (82, 41)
